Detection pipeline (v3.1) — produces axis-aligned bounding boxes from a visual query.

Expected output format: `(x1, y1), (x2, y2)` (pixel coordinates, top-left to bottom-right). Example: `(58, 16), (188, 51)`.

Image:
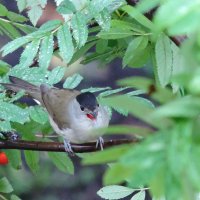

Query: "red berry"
(0, 152), (9, 165)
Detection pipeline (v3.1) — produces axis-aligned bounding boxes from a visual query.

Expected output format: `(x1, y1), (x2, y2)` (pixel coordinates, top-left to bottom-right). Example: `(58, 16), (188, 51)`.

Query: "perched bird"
(1, 76), (110, 153)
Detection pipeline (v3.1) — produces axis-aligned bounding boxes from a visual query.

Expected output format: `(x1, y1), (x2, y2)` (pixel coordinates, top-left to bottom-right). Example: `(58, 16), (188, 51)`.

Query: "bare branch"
(0, 138), (140, 153)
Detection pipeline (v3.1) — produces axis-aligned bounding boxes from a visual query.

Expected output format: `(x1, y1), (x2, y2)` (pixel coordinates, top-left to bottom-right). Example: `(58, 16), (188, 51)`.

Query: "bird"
(1, 76), (110, 154)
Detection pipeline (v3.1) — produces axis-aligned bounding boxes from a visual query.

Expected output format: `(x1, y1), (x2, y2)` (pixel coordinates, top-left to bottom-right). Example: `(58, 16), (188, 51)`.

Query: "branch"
(0, 138), (139, 153)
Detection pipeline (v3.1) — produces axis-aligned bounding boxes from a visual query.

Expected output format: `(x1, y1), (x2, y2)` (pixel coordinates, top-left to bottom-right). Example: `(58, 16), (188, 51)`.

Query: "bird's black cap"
(76, 92), (98, 111)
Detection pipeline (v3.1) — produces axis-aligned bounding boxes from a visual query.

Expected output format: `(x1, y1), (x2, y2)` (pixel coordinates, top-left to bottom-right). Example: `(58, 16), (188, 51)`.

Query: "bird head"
(76, 92), (99, 120)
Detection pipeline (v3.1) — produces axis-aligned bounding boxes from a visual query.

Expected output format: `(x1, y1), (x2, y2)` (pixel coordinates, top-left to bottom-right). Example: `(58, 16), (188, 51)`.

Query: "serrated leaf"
(97, 185), (134, 200)
(155, 34), (173, 87)
(123, 36), (148, 67)
(47, 66), (65, 85)
(71, 13), (88, 48)
(63, 73), (83, 89)
(29, 106), (48, 124)
(0, 177), (13, 193)
(39, 20), (62, 32)
(57, 22), (74, 63)
(39, 34), (54, 69)
(27, 5), (42, 26)
(11, 194), (22, 200)
(16, 0), (27, 12)
(0, 101), (29, 123)
(48, 152), (74, 174)
(121, 5), (153, 29)
(7, 11), (28, 22)
(24, 151), (39, 173)
(19, 39), (40, 68)
(98, 27), (134, 39)
(95, 8), (111, 31)
(99, 87), (129, 97)
(56, 0), (76, 14)
(5, 150), (22, 169)
(131, 191), (146, 200)
(82, 87), (111, 93)
(0, 4), (8, 16)
(0, 121), (12, 132)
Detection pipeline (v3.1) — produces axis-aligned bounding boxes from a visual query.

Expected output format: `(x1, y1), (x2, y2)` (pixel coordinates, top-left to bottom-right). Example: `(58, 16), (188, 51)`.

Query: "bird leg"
(96, 136), (104, 150)
(63, 139), (74, 156)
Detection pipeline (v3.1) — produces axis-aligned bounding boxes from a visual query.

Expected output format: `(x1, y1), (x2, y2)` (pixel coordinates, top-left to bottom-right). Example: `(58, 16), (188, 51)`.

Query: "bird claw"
(63, 139), (74, 156)
(96, 137), (104, 150)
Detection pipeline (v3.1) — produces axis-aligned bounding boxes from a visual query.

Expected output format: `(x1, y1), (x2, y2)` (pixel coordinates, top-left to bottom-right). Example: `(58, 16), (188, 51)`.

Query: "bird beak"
(87, 110), (98, 120)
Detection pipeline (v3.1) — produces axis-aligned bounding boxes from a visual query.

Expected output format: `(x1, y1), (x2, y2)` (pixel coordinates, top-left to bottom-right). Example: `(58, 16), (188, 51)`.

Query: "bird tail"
(1, 76), (41, 102)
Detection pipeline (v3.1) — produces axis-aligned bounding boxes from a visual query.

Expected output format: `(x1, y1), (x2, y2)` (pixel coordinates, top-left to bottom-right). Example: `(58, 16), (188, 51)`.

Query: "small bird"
(1, 76), (110, 153)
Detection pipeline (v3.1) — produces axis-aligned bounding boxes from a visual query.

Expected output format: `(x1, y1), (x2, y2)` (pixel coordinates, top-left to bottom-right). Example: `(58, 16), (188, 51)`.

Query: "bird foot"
(96, 137), (104, 150)
(63, 139), (74, 156)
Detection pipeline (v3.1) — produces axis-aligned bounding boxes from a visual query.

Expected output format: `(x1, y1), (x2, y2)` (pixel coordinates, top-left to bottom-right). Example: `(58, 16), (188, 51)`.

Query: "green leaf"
(155, 34), (173, 87)
(69, 41), (96, 64)
(98, 27), (134, 39)
(0, 177), (13, 193)
(0, 60), (10, 76)
(11, 194), (22, 200)
(47, 66), (65, 85)
(121, 5), (153, 29)
(0, 101), (29, 123)
(0, 121), (12, 132)
(48, 152), (74, 174)
(5, 150), (22, 169)
(71, 13), (88, 48)
(7, 11), (28, 23)
(27, 5), (43, 26)
(151, 96), (200, 119)
(136, 0), (160, 13)
(82, 87), (111, 93)
(29, 106), (48, 124)
(63, 73), (83, 89)
(99, 87), (129, 97)
(0, 4), (8, 16)
(56, 0), (76, 14)
(97, 185), (134, 200)
(96, 39), (108, 54)
(39, 34), (54, 69)
(39, 20), (62, 32)
(95, 8), (111, 31)
(57, 22), (74, 63)
(19, 39), (40, 68)
(24, 151), (39, 173)
(131, 190), (146, 200)
(16, 0), (27, 12)
(123, 36), (148, 67)
(82, 144), (131, 165)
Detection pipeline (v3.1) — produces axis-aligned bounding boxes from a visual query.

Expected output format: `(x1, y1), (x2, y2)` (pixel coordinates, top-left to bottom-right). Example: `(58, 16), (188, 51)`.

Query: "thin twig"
(0, 139), (139, 153)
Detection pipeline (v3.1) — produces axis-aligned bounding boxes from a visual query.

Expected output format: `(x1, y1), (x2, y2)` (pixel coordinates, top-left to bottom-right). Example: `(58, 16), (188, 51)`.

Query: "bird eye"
(80, 106), (84, 111)
(97, 104), (99, 107)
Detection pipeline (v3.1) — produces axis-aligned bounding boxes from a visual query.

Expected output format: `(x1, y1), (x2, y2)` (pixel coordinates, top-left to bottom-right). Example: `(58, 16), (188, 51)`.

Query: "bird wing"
(40, 84), (80, 130)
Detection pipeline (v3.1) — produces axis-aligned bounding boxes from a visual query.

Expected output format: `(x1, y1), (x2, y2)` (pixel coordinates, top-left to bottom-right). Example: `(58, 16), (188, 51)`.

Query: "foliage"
(0, 0), (200, 200)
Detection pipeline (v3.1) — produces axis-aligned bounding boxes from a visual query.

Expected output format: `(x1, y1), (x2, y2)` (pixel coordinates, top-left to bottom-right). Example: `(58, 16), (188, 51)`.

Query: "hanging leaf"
(5, 150), (22, 169)
(97, 185), (134, 200)
(48, 152), (74, 174)
(57, 23), (74, 63)
(95, 8), (111, 31)
(71, 13), (88, 48)
(0, 177), (13, 193)
(63, 73), (83, 89)
(155, 34), (173, 87)
(47, 66), (65, 85)
(123, 36), (148, 67)
(39, 34), (54, 69)
(1, 36), (30, 56)
(24, 151), (39, 173)
(0, 101), (29, 124)
(131, 190), (146, 200)
(29, 106), (48, 125)
(56, 0), (76, 14)
(27, 5), (43, 26)
(19, 39), (40, 68)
